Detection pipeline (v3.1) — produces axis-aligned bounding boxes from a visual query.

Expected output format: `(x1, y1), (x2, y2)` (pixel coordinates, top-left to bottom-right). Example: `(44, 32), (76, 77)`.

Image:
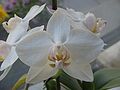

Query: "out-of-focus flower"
(22, 0), (30, 5)
(0, 5), (9, 23)
(4, 0), (17, 11)
(83, 13), (107, 34)
(16, 8), (104, 84)
(66, 9), (107, 35)
(0, 4), (45, 80)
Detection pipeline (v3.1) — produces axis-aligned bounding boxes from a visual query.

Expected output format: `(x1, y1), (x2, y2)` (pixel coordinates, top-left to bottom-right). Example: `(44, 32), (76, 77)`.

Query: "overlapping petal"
(27, 25), (44, 34)
(27, 61), (57, 84)
(0, 47), (18, 71)
(63, 62), (93, 82)
(23, 4), (46, 21)
(84, 13), (96, 31)
(0, 40), (11, 61)
(6, 21), (29, 44)
(66, 8), (84, 21)
(65, 29), (104, 64)
(16, 30), (52, 67)
(47, 8), (70, 44)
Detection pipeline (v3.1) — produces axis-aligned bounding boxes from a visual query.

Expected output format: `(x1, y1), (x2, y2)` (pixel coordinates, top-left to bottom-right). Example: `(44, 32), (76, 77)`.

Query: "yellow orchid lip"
(48, 45), (70, 68)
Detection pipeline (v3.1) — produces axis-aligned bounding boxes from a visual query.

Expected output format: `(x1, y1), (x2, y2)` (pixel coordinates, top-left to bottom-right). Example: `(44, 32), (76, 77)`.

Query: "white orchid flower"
(16, 8), (104, 84)
(83, 12), (107, 34)
(0, 4), (45, 80)
(65, 9), (107, 34)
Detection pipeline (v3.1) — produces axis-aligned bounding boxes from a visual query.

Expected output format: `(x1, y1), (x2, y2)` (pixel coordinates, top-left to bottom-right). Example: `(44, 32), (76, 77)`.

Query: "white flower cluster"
(0, 4), (106, 84)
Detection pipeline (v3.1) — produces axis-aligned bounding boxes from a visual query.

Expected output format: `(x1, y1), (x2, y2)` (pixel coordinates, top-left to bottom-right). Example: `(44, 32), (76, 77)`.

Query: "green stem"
(77, 80), (82, 88)
(24, 84), (30, 90)
(82, 81), (95, 90)
(52, 0), (57, 10)
(56, 77), (61, 90)
(44, 77), (53, 89)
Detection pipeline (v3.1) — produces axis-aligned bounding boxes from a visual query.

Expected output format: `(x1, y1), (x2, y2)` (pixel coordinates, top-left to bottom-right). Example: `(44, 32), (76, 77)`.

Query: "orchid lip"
(48, 44), (70, 68)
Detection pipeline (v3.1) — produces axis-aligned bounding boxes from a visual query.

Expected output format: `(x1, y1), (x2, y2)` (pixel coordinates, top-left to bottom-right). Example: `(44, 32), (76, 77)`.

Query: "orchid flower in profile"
(16, 8), (105, 84)
(0, 4), (45, 80)
(66, 8), (107, 35)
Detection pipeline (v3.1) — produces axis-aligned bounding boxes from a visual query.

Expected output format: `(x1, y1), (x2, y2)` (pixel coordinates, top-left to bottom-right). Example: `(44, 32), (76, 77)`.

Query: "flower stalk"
(52, 0), (57, 10)
(56, 77), (61, 90)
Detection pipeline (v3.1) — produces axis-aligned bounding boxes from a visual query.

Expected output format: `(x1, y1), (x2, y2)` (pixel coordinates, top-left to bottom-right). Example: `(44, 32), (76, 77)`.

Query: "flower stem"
(52, 0), (57, 10)
(24, 84), (30, 90)
(56, 77), (61, 90)
(77, 80), (82, 88)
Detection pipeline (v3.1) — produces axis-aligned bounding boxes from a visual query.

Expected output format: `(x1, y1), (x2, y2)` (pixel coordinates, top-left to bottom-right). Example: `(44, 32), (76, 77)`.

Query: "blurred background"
(0, 0), (120, 89)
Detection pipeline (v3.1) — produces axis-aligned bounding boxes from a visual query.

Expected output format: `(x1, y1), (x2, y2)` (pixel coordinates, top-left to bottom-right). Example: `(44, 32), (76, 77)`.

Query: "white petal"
(28, 82), (46, 90)
(0, 66), (11, 80)
(46, 6), (55, 14)
(2, 15), (22, 33)
(66, 8), (85, 21)
(66, 29), (104, 64)
(27, 61), (57, 84)
(16, 30), (52, 67)
(0, 47), (18, 71)
(6, 21), (29, 44)
(63, 62), (93, 82)
(23, 4), (46, 21)
(0, 40), (11, 60)
(27, 25), (44, 34)
(47, 8), (70, 44)
(84, 13), (96, 31)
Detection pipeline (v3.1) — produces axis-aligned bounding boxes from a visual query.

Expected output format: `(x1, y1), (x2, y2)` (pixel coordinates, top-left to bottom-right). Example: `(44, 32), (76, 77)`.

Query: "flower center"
(48, 45), (70, 68)
(92, 18), (107, 33)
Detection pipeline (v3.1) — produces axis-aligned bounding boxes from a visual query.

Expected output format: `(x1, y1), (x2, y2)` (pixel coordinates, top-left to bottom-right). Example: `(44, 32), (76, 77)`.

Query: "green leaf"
(46, 79), (57, 90)
(82, 81), (95, 90)
(94, 68), (120, 90)
(101, 77), (120, 90)
(59, 71), (82, 90)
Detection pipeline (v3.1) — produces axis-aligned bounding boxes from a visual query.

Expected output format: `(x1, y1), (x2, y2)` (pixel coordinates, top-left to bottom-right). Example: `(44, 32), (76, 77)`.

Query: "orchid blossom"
(0, 4), (45, 80)
(66, 8), (107, 34)
(16, 8), (105, 84)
